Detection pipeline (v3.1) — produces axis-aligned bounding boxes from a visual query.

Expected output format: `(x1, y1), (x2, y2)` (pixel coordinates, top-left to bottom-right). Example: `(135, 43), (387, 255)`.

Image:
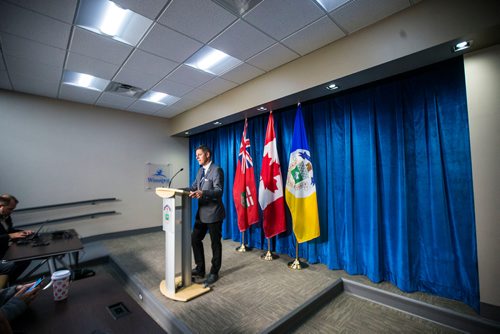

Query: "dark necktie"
(200, 168), (205, 188)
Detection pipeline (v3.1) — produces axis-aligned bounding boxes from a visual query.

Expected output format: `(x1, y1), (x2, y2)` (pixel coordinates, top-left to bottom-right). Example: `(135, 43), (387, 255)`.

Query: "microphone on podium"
(168, 168), (184, 188)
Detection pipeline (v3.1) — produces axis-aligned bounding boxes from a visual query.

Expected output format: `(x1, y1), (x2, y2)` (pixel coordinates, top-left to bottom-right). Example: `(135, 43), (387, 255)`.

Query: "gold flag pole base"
(235, 231), (252, 252)
(287, 258), (309, 270)
(235, 243), (248, 252)
(260, 250), (279, 261)
(260, 238), (278, 260)
(288, 240), (308, 270)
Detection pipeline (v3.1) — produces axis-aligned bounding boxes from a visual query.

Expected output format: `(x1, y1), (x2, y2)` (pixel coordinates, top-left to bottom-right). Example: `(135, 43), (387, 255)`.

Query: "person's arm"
(0, 284), (39, 321)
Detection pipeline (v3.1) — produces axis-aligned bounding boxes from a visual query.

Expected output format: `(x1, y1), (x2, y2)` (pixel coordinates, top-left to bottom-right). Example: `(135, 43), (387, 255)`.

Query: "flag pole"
(288, 239), (308, 270)
(260, 237), (279, 260)
(235, 231), (247, 252)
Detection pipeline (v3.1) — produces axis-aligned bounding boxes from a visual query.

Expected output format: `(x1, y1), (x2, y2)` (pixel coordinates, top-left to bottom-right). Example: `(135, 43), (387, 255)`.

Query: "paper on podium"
(155, 187), (189, 198)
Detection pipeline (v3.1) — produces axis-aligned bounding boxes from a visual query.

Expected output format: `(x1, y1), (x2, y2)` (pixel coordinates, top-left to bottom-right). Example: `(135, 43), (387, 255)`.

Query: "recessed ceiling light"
(213, 121), (222, 125)
(184, 131), (189, 135)
(75, 0), (152, 46)
(314, 0), (347, 12)
(140, 91), (180, 106)
(453, 40), (472, 52)
(326, 83), (338, 90)
(62, 71), (109, 91)
(185, 46), (242, 75)
(257, 106), (267, 111)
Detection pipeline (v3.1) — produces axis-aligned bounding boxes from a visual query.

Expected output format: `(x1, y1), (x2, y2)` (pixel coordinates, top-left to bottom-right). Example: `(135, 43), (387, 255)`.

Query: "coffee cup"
(51, 270), (71, 301)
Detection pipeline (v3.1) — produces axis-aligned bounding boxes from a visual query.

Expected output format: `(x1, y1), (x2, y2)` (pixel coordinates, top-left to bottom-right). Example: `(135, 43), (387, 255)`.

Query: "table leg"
(48, 257), (57, 273)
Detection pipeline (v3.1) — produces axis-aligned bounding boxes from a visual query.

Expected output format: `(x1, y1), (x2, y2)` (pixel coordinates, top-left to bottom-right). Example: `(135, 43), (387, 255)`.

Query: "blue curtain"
(189, 57), (479, 310)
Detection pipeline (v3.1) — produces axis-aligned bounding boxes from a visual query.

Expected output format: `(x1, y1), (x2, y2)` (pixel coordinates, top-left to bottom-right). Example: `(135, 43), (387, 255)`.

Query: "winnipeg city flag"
(258, 112), (286, 238)
(233, 118), (259, 232)
(285, 103), (320, 243)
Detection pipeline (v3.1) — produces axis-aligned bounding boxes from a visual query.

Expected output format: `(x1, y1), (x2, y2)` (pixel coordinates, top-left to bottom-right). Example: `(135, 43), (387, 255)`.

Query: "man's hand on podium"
(189, 190), (203, 199)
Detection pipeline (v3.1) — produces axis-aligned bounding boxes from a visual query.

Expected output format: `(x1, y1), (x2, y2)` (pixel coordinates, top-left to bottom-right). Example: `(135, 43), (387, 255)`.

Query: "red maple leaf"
(261, 154), (279, 192)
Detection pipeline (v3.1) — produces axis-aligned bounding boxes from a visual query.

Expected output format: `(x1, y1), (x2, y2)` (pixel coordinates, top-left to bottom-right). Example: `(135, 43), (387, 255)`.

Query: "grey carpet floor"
(100, 231), (474, 333)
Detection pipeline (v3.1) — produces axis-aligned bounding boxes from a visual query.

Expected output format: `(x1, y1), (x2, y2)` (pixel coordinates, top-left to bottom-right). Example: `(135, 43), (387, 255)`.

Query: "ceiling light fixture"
(75, 0), (152, 46)
(62, 71), (109, 91)
(314, 0), (347, 12)
(213, 121), (222, 125)
(453, 40), (472, 52)
(257, 106), (267, 111)
(185, 46), (242, 75)
(326, 83), (338, 90)
(140, 91), (180, 106)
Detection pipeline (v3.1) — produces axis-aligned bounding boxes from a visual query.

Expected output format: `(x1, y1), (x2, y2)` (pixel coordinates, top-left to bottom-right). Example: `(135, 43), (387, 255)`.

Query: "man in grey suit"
(189, 145), (225, 286)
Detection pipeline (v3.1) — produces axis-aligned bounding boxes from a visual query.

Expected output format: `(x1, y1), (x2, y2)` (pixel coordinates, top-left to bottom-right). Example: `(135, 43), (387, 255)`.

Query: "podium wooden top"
(155, 187), (190, 198)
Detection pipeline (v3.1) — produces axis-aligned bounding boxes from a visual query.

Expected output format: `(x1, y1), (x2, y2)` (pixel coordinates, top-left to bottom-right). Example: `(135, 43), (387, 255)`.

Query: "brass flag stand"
(235, 231), (251, 252)
(288, 240), (308, 270)
(261, 238), (279, 261)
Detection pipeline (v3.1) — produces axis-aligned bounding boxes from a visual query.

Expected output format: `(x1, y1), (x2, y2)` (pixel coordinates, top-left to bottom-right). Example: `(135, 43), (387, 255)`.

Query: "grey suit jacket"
(190, 163), (226, 223)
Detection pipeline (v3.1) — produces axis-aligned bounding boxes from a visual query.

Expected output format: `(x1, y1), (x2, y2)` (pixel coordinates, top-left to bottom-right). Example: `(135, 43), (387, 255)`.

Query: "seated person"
(0, 281), (40, 331)
(0, 195), (33, 283)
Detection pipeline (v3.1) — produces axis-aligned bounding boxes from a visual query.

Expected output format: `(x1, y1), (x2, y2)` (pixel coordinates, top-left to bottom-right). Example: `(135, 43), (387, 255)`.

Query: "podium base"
(160, 279), (210, 302)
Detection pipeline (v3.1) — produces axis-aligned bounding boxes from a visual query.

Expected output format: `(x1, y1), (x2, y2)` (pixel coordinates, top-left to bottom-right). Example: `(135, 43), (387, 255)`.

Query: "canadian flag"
(258, 112), (286, 238)
(233, 118), (259, 232)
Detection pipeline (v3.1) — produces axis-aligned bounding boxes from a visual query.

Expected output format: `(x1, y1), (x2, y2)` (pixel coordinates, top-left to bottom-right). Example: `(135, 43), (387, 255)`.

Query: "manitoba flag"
(233, 119), (259, 232)
(258, 112), (286, 239)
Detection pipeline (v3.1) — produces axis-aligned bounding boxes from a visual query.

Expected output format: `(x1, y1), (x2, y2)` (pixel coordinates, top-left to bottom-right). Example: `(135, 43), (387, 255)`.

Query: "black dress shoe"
(203, 273), (218, 287)
(192, 267), (205, 277)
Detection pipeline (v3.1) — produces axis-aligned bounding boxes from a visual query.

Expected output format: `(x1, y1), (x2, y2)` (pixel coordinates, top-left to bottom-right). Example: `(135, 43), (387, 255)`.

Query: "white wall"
(0, 91), (189, 237)
(464, 45), (500, 307)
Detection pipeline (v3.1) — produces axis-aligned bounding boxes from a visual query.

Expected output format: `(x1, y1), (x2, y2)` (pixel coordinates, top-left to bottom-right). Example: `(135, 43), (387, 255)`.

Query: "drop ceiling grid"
(0, 0), (416, 118)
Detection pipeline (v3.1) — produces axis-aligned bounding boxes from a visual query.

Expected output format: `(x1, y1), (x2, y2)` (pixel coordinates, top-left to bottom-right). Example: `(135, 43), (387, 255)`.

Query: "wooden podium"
(155, 187), (210, 301)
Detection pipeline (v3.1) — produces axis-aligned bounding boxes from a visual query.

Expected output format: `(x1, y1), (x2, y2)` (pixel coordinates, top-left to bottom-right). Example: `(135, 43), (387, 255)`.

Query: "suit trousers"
(191, 220), (222, 275)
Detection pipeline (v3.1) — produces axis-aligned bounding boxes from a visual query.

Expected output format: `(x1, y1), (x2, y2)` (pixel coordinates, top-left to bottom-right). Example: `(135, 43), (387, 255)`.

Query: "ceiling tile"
(282, 16), (345, 56)
(198, 77), (238, 95)
(127, 100), (165, 114)
(96, 92), (135, 109)
(8, 0), (78, 24)
(1, 33), (66, 68)
(209, 19), (275, 61)
(159, 0), (237, 43)
(125, 49), (178, 76)
(154, 107), (180, 118)
(65, 52), (120, 80)
(59, 85), (101, 105)
(317, 0), (350, 12)
(0, 1), (71, 49)
(114, 67), (164, 90)
(70, 27), (134, 66)
(0, 70), (12, 90)
(246, 43), (299, 72)
(154, 79), (193, 97)
(113, 0), (169, 20)
(330, 0), (410, 33)
(165, 65), (214, 87)
(139, 23), (203, 63)
(9, 74), (59, 98)
(182, 88), (217, 103)
(244, 0), (324, 40)
(170, 97), (201, 111)
(220, 62), (265, 84)
(5, 56), (62, 83)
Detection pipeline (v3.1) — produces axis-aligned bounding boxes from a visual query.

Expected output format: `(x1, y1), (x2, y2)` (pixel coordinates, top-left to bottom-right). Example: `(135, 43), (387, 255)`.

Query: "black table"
(11, 272), (166, 333)
(3, 229), (84, 274)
